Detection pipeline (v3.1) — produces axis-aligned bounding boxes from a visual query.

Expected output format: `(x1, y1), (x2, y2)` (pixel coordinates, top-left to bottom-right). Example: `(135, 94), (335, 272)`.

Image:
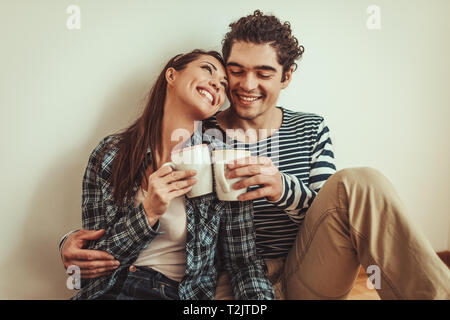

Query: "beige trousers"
(215, 168), (450, 300)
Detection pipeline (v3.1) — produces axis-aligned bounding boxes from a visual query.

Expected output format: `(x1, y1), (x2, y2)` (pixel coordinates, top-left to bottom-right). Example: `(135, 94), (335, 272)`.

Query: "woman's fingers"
(163, 169), (197, 183)
(152, 164), (174, 178)
(145, 166), (198, 212)
(150, 172), (197, 192)
(169, 185), (194, 199)
(168, 177), (197, 192)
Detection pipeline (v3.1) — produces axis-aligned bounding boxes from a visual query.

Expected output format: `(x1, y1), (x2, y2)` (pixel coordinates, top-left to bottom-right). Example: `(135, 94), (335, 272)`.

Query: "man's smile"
(234, 92), (264, 105)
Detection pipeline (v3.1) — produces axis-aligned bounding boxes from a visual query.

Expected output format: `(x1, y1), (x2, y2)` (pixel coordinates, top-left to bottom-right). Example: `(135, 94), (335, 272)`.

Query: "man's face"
(226, 41), (292, 120)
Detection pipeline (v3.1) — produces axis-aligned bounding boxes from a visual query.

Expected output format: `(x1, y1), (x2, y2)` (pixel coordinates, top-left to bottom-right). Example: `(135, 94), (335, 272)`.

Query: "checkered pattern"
(71, 127), (274, 300)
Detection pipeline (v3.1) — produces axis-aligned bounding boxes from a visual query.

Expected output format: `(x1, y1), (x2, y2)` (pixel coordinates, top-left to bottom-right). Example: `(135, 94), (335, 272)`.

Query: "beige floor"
(348, 267), (380, 300)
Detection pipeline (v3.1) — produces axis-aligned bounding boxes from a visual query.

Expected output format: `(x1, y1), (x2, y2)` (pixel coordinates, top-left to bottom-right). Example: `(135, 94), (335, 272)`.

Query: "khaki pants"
(215, 168), (450, 300)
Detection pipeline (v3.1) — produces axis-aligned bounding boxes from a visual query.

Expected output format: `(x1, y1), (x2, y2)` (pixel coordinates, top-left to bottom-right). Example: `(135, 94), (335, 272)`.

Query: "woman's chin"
(194, 107), (219, 120)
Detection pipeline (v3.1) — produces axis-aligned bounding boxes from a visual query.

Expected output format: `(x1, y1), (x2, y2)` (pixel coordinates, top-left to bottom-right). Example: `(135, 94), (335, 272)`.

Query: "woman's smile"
(197, 86), (215, 105)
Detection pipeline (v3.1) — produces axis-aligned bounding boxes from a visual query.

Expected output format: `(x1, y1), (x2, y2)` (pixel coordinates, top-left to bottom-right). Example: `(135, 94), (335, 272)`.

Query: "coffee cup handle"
(217, 162), (231, 193)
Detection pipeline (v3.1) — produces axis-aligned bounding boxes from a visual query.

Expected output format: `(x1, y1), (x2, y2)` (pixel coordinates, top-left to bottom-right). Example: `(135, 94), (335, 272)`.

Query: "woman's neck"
(158, 97), (197, 165)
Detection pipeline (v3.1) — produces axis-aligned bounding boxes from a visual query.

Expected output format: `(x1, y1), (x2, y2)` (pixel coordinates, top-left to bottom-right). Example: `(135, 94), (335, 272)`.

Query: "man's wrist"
(267, 173), (286, 204)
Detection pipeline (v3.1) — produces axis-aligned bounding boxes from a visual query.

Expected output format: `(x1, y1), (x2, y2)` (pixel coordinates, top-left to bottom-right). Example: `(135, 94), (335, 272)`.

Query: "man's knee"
(326, 167), (401, 218)
(329, 167), (388, 190)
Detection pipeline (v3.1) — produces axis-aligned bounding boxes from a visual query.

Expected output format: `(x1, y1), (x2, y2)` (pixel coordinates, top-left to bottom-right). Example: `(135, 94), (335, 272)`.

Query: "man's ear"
(281, 67), (294, 89)
(165, 67), (177, 85)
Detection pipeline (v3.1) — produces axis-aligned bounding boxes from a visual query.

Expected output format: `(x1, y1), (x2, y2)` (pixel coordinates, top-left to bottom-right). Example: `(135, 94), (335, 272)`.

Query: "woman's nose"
(209, 79), (220, 92)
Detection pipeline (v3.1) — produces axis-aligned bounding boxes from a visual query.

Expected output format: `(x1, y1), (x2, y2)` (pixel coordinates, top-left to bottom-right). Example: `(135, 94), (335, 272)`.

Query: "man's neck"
(217, 106), (282, 143)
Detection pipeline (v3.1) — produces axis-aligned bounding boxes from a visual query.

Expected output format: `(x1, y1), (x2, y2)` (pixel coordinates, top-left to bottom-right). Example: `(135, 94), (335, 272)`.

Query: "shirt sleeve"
(268, 118), (336, 222)
(218, 200), (275, 300)
(81, 137), (161, 264)
(58, 229), (79, 255)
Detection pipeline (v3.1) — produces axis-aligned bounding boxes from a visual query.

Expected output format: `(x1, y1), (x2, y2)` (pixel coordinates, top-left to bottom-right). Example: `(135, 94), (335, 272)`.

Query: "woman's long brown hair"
(95, 49), (225, 205)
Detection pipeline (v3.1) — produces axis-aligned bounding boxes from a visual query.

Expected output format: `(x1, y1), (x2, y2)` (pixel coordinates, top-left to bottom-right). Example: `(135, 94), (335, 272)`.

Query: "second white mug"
(212, 149), (251, 201)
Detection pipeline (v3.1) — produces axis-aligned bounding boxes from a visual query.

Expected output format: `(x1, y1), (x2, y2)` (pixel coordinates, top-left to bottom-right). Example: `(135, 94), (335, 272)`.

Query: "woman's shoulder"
(87, 134), (121, 171)
(91, 134), (119, 154)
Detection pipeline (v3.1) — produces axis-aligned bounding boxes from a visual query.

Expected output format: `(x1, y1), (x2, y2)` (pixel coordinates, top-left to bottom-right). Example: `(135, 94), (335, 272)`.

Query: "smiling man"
(60, 10), (450, 300)
(206, 10), (450, 300)
(223, 41), (289, 121)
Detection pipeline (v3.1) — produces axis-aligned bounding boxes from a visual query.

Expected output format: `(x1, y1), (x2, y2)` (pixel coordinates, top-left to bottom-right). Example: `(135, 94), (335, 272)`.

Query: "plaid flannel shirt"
(71, 127), (274, 300)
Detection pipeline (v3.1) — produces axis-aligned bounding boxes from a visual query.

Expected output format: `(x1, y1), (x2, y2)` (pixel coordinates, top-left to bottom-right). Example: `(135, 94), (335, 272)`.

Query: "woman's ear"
(165, 67), (177, 85)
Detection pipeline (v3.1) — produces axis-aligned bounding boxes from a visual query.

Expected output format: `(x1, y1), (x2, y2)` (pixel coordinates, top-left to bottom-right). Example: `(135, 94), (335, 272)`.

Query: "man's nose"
(239, 73), (258, 91)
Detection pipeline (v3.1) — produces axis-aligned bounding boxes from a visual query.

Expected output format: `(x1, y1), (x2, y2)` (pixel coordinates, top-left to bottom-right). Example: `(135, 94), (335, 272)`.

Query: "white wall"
(0, 0), (448, 299)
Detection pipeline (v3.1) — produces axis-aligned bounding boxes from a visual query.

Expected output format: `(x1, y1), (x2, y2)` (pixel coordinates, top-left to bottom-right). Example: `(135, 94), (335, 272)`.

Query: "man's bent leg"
(283, 167), (450, 300)
(283, 168), (360, 299)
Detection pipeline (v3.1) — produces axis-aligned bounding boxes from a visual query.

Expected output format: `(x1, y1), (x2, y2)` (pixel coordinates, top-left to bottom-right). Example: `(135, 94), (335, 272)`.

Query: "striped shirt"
(203, 107), (336, 259)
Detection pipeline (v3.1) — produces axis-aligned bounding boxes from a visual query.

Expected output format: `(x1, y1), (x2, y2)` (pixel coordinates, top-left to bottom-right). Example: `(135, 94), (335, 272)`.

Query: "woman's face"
(168, 55), (228, 120)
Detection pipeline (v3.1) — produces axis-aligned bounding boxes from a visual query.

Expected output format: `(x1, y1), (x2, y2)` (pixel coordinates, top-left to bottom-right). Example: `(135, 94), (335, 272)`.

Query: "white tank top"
(133, 188), (187, 282)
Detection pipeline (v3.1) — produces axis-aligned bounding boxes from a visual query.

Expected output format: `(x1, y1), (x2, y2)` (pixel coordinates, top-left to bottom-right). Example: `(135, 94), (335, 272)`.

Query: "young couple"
(60, 10), (450, 300)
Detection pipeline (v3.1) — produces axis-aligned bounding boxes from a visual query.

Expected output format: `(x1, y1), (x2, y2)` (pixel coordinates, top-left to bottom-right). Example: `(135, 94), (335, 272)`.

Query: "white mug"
(212, 149), (251, 201)
(163, 144), (213, 198)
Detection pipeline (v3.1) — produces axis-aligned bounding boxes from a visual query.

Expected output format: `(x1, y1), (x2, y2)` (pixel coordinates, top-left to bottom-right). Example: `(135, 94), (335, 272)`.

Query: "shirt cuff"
(59, 229), (80, 252)
(58, 229), (80, 261)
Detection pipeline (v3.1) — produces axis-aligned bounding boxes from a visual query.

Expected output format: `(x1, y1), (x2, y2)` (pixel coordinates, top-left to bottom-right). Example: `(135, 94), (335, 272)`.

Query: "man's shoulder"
(280, 106), (324, 124)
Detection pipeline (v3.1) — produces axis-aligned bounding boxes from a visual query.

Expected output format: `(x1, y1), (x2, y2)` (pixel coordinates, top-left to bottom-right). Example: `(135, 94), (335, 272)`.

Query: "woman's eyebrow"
(201, 61), (217, 71)
(202, 61), (227, 81)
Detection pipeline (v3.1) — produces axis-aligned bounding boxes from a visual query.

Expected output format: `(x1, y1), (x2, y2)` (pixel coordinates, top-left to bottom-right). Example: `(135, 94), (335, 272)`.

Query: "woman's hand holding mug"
(142, 164), (197, 226)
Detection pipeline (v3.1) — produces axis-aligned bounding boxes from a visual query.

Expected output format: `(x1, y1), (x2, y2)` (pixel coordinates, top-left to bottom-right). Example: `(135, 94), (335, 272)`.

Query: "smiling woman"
(101, 50), (228, 203)
(167, 56), (228, 122)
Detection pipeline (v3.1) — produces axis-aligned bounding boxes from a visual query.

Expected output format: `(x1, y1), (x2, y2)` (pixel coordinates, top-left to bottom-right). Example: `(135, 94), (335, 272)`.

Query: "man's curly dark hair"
(222, 10), (304, 82)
